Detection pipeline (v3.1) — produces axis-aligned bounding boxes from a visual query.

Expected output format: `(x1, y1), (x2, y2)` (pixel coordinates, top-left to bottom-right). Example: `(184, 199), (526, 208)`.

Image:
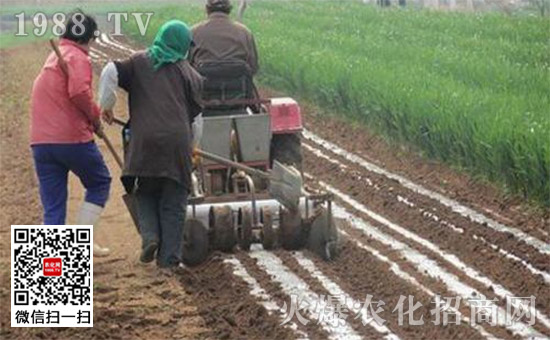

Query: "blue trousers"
(135, 177), (187, 268)
(32, 142), (112, 225)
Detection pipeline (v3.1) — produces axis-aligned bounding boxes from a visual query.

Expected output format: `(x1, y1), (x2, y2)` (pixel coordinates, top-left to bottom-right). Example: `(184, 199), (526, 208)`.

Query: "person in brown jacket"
(190, 0), (259, 76)
(98, 20), (202, 268)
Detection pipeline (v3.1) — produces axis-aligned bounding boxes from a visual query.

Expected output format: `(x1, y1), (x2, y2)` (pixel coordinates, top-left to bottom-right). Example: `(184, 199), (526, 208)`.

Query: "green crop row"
(125, 1), (550, 206)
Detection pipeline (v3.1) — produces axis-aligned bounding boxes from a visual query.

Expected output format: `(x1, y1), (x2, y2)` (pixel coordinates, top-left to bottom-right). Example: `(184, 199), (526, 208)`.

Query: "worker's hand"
(93, 119), (104, 138)
(192, 147), (201, 167)
(102, 109), (114, 125)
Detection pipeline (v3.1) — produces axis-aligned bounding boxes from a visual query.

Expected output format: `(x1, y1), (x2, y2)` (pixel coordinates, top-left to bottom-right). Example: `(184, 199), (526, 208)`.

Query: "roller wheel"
(308, 208), (339, 261)
(182, 218), (209, 266)
(279, 207), (306, 250)
(271, 133), (302, 171)
(261, 208), (275, 250)
(210, 206), (236, 252)
(238, 207), (253, 251)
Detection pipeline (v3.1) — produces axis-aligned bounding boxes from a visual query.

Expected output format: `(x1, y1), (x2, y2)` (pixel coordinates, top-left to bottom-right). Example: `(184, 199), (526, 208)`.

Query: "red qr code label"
(43, 258), (62, 276)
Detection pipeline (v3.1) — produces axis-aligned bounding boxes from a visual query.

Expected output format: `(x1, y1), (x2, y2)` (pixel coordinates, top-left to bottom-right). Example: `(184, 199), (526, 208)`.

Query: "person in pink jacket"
(30, 12), (111, 257)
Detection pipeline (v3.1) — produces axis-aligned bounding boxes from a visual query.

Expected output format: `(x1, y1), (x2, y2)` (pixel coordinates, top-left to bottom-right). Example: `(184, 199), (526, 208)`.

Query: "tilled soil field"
(1, 34), (549, 340)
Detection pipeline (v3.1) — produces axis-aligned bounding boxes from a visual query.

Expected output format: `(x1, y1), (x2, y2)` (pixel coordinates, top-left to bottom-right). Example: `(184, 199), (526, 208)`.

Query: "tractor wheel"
(271, 133), (303, 171)
(238, 207), (253, 251)
(307, 208), (339, 261)
(210, 206), (236, 252)
(181, 218), (209, 266)
(261, 208), (275, 250)
(279, 207), (306, 250)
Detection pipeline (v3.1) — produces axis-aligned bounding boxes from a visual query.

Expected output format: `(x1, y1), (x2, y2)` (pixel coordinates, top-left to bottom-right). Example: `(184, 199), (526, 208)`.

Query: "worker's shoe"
(93, 243), (110, 257)
(140, 241), (158, 263)
(77, 201), (110, 257)
(172, 262), (190, 276)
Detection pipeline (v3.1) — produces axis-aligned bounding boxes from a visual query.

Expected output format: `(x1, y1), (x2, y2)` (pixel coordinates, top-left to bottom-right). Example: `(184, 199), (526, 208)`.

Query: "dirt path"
(1, 34), (549, 340)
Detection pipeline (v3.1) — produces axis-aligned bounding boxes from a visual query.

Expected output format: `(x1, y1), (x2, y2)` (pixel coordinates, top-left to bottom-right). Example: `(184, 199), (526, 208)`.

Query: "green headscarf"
(147, 20), (192, 70)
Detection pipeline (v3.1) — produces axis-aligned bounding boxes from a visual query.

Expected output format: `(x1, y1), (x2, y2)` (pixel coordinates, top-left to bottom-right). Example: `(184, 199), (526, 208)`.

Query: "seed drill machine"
(178, 60), (339, 265)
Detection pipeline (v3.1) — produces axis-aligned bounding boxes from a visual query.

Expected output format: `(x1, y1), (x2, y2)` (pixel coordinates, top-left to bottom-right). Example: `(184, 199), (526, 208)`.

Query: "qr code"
(11, 225), (93, 327)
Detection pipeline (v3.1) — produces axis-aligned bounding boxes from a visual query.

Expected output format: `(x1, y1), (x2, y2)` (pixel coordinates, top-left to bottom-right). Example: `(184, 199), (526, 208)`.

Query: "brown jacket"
(114, 52), (203, 190)
(190, 12), (259, 75)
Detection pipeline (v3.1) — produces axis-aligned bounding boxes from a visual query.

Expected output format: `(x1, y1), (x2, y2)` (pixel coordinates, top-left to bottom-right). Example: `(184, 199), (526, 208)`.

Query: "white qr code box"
(11, 225), (93, 327)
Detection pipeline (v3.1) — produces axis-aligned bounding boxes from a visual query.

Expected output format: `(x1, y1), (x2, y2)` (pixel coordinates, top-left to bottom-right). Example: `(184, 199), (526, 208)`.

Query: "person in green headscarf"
(98, 20), (203, 269)
(148, 19), (193, 70)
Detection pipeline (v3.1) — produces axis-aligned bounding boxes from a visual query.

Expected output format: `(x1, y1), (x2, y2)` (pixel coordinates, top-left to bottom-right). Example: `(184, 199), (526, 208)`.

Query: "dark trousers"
(32, 142), (112, 224)
(135, 177), (187, 267)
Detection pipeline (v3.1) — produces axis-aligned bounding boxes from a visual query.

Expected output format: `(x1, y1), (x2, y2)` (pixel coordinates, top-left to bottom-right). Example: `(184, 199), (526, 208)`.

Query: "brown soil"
(235, 252), (332, 339)
(299, 238), (500, 340)
(274, 250), (395, 339)
(177, 254), (296, 340)
(302, 152), (550, 316)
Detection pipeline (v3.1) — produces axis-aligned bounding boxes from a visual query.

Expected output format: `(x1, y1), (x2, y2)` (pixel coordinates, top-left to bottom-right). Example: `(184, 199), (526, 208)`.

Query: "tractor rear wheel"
(271, 133), (302, 171)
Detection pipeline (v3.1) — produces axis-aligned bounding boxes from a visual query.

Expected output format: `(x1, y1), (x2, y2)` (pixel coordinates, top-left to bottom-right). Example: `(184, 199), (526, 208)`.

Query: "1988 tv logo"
(12, 11), (154, 37)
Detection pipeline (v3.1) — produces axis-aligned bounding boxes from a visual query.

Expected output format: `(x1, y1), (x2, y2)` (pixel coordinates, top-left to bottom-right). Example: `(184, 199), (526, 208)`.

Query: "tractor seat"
(196, 60), (256, 117)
